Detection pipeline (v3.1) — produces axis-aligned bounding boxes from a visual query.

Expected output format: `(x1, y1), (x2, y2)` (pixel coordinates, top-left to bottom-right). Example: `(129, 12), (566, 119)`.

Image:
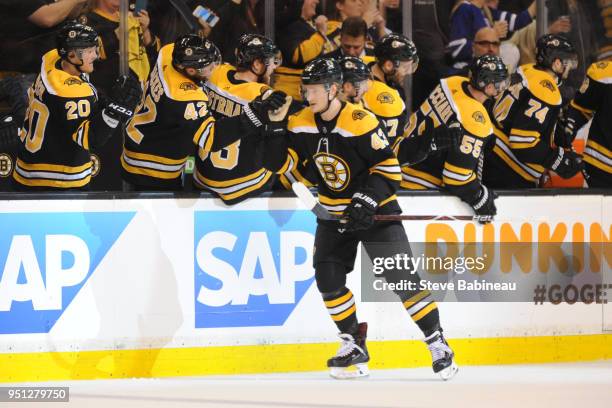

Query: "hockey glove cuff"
(464, 185), (497, 225)
(545, 147), (583, 179)
(341, 188), (379, 233)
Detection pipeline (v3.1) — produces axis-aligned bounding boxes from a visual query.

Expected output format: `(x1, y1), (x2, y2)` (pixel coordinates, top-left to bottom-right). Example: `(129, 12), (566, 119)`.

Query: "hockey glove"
(243, 90), (289, 128)
(430, 121), (462, 152)
(341, 188), (379, 233)
(103, 75), (142, 127)
(554, 113), (577, 149)
(464, 185), (497, 225)
(0, 114), (20, 150)
(545, 147), (583, 179)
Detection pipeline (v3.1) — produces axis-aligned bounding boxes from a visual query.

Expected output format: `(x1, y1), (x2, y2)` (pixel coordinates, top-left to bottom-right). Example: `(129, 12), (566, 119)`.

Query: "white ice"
(5, 361), (612, 408)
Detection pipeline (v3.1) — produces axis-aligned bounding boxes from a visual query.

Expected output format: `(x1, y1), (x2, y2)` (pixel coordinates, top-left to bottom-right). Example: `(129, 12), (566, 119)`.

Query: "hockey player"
(483, 34), (582, 188)
(339, 56), (461, 166)
(193, 34), (282, 204)
(396, 55), (508, 224)
(362, 34), (418, 144)
(13, 21), (141, 190)
(563, 60), (612, 187)
(121, 34), (286, 190)
(263, 58), (458, 380)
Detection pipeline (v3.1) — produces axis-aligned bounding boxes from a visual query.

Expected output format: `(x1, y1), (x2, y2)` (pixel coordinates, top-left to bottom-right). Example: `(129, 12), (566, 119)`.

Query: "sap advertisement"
(0, 195), (609, 354)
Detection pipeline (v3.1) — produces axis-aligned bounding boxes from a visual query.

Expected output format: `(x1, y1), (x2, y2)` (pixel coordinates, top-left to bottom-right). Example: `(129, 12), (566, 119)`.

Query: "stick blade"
(291, 182), (337, 221)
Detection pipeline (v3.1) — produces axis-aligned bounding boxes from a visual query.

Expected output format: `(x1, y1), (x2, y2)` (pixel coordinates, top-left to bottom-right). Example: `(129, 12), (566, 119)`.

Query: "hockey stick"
(291, 182), (475, 222)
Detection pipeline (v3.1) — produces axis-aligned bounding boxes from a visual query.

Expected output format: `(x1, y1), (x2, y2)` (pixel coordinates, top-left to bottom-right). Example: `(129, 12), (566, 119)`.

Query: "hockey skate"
(425, 330), (458, 380)
(327, 322), (370, 379)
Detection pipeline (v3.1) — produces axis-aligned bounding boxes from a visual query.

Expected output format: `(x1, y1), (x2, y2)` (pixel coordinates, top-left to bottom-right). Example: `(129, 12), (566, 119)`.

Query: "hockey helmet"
(235, 34), (279, 69)
(469, 55), (509, 93)
(56, 21), (99, 59)
(536, 34), (578, 70)
(173, 34), (221, 70)
(339, 56), (371, 84)
(302, 58), (343, 86)
(374, 33), (419, 67)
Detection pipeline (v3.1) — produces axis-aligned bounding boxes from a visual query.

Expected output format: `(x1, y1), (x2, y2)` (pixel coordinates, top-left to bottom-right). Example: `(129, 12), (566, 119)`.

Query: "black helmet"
(469, 55), (509, 92)
(302, 58), (343, 85)
(339, 56), (370, 84)
(56, 21), (99, 59)
(173, 34), (221, 70)
(374, 33), (418, 66)
(536, 34), (577, 69)
(235, 34), (278, 69)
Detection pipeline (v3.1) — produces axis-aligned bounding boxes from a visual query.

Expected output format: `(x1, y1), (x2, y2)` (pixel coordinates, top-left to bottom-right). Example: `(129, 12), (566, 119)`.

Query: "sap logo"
(194, 210), (316, 328)
(0, 212), (134, 334)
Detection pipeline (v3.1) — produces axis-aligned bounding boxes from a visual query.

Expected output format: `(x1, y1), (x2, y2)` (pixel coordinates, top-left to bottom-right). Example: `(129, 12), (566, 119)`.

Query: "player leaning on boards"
(483, 34), (583, 188)
(339, 56), (460, 166)
(395, 55), (508, 224)
(121, 34), (286, 191)
(13, 21), (141, 190)
(563, 59), (612, 188)
(193, 34), (283, 204)
(263, 58), (458, 380)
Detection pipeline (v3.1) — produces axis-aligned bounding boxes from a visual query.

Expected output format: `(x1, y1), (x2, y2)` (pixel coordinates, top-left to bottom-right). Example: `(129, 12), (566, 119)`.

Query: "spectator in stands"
(274, 0), (341, 100)
(322, 17), (374, 60)
(82, 0), (160, 94)
(447, 27), (502, 76)
(447, 0), (535, 70)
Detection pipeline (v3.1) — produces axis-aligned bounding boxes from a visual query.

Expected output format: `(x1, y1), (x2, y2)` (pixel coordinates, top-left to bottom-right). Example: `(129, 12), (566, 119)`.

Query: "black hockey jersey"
(568, 61), (612, 186)
(13, 50), (98, 189)
(485, 63), (563, 187)
(267, 102), (402, 222)
(193, 64), (273, 203)
(395, 76), (493, 203)
(122, 44), (249, 189)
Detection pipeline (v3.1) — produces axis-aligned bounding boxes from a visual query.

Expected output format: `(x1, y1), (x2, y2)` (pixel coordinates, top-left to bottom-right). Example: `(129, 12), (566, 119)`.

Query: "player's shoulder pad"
(361, 55), (376, 65)
(441, 76), (493, 138)
(157, 43), (206, 102)
(586, 61), (612, 84)
(334, 102), (380, 137)
(208, 63), (270, 103)
(362, 80), (405, 118)
(517, 63), (562, 106)
(288, 106), (318, 133)
(41, 50), (94, 98)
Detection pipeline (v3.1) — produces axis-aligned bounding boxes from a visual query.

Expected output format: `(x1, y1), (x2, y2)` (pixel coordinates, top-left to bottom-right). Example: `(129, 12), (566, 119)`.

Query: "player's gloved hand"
(341, 188), (378, 233)
(430, 120), (462, 152)
(103, 75), (142, 126)
(244, 90), (289, 127)
(545, 147), (583, 179)
(554, 113), (577, 148)
(464, 185), (497, 225)
(0, 114), (20, 150)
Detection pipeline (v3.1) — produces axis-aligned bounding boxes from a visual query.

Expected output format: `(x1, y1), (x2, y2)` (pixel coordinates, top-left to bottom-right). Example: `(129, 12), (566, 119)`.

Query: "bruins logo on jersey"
(90, 154), (101, 177)
(180, 82), (198, 91)
(64, 78), (83, 86)
(0, 153), (13, 177)
(352, 110), (367, 120)
(377, 92), (395, 104)
(313, 152), (350, 191)
(472, 111), (485, 124)
(596, 61), (609, 69)
(540, 79), (555, 92)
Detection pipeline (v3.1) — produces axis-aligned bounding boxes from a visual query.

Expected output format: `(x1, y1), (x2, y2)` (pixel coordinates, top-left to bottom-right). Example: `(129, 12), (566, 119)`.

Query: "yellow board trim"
(1, 334), (611, 382)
